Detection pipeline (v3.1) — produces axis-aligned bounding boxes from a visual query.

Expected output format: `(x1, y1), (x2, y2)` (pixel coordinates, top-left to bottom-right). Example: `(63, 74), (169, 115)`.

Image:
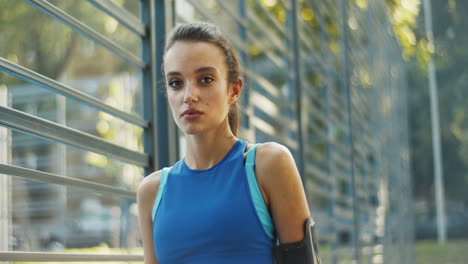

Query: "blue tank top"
(152, 140), (275, 264)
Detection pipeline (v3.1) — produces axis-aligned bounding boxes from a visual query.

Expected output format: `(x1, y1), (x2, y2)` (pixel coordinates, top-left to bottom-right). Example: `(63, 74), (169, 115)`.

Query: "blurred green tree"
(403, 0), (468, 202)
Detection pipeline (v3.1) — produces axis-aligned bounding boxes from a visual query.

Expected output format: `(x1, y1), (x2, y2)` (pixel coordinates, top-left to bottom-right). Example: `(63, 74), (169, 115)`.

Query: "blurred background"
(0, 0), (467, 263)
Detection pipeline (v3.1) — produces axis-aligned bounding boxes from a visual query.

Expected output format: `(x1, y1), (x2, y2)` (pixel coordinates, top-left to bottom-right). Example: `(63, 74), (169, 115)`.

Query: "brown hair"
(164, 23), (241, 136)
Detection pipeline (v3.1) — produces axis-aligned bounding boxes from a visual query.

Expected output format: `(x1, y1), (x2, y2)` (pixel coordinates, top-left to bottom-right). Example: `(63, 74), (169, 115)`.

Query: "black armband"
(273, 218), (322, 264)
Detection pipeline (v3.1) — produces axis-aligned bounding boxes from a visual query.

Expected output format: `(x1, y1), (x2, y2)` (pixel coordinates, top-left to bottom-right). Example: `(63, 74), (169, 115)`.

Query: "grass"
(313, 240), (468, 264)
(415, 240), (468, 264)
(12, 240), (468, 264)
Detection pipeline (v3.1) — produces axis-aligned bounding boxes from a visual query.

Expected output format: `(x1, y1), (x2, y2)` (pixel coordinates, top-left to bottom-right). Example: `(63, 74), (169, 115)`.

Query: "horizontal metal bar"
(334, 201), (354, 216)
(306, 162), (332, 184)
(277, 0), (291, 10)
(251, 115), (276, 136)
(207, 0), (280, 58)
(174, 14), (251, 55)
(304, 179), (333, 199)
(0, 164), (136, 199)
(283, 134), (299, 151)
(299, 36), (330, 72)
(213, 0), (248, 28)
(251, 91), (280, 117)
(0, 106), (149, 167)
(243, 69), (280, 98)
(183, 0), (293, 79)
(333, 218), (354, 231)
(0, 57), (148, 128)
(246, 10), (291, 58)
(214, 1), (289, 58)
(87, 0), (146, 36)
(0, 251), (143, 262)
(211, 2), (290, 63)
(252, 0), (289, 39)
(303, 1), (331, 41)
(24, 0), (146, 68)
(332, 148), (351, 167)
(316, 0), (339, 19)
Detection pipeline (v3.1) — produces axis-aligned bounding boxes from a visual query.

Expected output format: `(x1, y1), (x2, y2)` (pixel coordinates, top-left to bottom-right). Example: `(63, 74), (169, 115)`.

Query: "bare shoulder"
(137, 170), (162, 208)
(255, 142), (296, 169)
(254, 142), (302, 196)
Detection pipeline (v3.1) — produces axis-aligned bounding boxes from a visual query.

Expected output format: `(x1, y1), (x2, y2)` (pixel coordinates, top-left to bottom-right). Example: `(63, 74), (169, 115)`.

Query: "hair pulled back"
(165, 23), (241, 136)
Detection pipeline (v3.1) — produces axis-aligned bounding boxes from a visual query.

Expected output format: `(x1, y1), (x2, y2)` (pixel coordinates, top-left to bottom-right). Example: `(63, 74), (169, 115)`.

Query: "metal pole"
(317, 8), (339, 262)
(400, 62), (415, 264)
(141, 0), (158, 174)
(423, 0), (446, 244)
(0, 85), (11, 257)
(237, 0), (254, 141)
(164, 0), (180, 164)
(339, 0), (360, 262)
(55, 94), (67, 247)
(290, 0), (306, 180)
(141, 0), (173, 174)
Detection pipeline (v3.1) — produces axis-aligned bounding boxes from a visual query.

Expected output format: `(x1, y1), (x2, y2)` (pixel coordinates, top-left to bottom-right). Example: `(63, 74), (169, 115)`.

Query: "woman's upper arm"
(137, 171), (161, 264)
(255, 142), (311, 244)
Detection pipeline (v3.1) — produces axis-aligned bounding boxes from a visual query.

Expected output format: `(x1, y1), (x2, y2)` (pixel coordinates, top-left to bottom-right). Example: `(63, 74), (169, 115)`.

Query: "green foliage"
(0, 1), (78, 80)
(404, 0), (468, 201)
(0, 0), (139, 81)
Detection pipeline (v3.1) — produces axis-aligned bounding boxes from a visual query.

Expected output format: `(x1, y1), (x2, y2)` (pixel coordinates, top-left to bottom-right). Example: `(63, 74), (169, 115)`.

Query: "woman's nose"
(183, 82), (198, 104)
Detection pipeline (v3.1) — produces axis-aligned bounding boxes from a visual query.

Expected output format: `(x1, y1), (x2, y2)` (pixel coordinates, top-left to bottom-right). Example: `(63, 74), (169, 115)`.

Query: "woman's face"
(164, 40), (240, 135)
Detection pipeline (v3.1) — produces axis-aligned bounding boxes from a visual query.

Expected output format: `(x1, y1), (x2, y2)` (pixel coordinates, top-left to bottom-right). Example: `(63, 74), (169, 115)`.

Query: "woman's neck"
(184, 124), (238, 170)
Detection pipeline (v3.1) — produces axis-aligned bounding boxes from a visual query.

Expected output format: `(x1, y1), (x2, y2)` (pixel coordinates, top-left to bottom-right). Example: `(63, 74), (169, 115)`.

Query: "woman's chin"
(181, 126), (204, 135)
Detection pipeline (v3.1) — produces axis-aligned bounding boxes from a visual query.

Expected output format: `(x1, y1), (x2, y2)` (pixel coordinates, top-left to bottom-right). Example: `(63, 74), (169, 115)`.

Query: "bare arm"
(137, 171), (161, 264)
(255, 142), (311, 243)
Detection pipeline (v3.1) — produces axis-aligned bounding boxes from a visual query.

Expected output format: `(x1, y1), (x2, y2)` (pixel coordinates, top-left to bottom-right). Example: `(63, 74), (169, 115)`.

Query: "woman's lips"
(181, 108), (204, 120)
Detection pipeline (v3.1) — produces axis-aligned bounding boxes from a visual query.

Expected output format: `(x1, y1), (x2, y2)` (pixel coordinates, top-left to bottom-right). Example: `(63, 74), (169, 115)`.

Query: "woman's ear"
(229, 77), (243, 104)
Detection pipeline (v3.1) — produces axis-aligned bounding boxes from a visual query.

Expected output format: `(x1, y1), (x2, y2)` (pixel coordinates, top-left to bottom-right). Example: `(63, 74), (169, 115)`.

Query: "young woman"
(137, 23), (311, 264)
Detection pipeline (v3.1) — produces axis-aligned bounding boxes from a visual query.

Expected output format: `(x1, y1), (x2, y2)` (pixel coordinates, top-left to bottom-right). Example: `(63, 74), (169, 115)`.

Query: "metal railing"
(0, 0), (176, 262)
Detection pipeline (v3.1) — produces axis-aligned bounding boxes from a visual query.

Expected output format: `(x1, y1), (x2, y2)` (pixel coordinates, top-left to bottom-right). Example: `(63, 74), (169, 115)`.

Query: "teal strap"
(245, 144), (275, 239)
(152, 167), (171, 222)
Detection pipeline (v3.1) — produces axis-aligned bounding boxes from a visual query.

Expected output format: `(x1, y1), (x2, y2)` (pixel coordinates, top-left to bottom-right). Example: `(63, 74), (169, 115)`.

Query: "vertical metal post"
(400, 62), (415, 264)
(237, 0), (253, 141)
(141, 0), (172, 174)
(317, 8), (339, 261)
(165, 0), (179, 163)
(390, 64), (405, 264)
(339, 0), (360, 262)
(0, 85), (11, 256)
(399, 65), (410, 264)
(55, 94), (67, 246)
(154, 0), (172, 168)
(290, 0), (306, 180)
(141, 0), (158, 174)
(323, 84), (338, 264)
(365, 3), (387, 262)
(423, 0), (446, 244)
(237, 0), (246, 70)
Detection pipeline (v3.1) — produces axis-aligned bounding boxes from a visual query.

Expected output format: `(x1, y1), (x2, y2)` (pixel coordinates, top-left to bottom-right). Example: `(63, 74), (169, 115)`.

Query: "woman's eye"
(168, 80), (182, 88)
(200, 77), (214, 84)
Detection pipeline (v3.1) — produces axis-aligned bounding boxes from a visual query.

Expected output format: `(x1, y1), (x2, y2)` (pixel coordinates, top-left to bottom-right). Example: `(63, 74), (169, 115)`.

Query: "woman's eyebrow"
(166, 71), (182, 77)
(166, 67), (217, 77)
(195, 66), (217, 74)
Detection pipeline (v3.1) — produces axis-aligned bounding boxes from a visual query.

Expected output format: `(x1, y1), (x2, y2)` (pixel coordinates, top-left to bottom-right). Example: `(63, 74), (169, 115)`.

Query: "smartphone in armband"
(304, 218), (322, 264)
(273, 217), (322, 264)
